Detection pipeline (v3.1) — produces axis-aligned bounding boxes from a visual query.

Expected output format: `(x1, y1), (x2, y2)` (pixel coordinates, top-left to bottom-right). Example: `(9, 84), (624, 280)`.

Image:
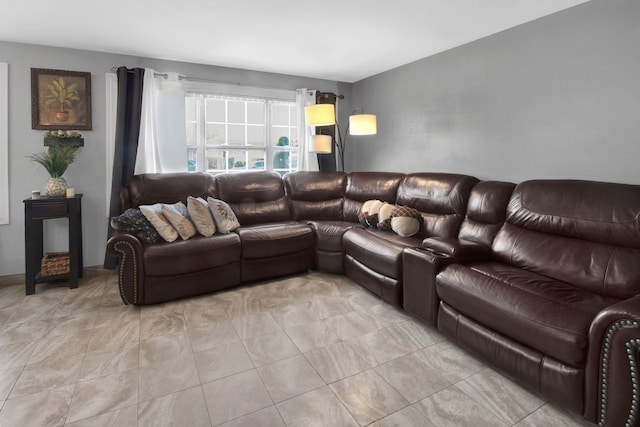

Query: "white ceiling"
(0, 0), (590, 83)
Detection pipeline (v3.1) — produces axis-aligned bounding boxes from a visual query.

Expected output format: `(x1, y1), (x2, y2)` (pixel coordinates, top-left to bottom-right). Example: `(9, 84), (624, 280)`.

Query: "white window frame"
(0, 63), (9, 225)
(184, 81), (298, 176)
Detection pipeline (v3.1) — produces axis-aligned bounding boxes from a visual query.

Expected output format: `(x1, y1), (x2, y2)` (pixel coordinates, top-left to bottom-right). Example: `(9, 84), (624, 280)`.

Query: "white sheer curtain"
(296, 88), (319, 172)
(135, 69), (188, 174)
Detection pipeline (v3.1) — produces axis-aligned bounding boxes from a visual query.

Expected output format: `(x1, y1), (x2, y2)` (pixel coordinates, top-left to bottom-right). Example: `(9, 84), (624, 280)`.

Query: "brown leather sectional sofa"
(106, 170), (640, 426)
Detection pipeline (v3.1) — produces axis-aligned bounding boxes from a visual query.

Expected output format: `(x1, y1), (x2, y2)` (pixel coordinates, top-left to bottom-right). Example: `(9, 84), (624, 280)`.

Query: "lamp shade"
(349, 114), (377, 135)
(309, 135), (332, 153)
(305, 104), (336, 126)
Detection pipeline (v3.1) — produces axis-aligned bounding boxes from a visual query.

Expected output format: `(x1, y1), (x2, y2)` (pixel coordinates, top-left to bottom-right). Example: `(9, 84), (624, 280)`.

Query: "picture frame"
(31, 68), (92, 130)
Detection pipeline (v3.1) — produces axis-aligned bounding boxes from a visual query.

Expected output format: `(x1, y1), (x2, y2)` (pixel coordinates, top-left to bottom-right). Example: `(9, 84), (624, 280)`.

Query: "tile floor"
(0, 268), (595, 426)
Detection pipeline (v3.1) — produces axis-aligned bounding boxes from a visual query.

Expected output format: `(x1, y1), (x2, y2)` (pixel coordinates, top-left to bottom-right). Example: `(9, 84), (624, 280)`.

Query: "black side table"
(23, 195), (83, 295)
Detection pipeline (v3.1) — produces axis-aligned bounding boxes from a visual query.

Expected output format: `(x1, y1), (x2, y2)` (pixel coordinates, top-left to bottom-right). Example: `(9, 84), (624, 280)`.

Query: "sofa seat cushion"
(342, 227), (422, 279)
(307, 220), (359, 252)
(237, 221), (314, 259)
(436, 261), (619, 366)
(144, 233), (241, 277)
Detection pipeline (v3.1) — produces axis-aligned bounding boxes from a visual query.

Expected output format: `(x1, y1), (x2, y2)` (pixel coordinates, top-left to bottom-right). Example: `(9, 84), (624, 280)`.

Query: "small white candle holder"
(66, 188), (75, 198)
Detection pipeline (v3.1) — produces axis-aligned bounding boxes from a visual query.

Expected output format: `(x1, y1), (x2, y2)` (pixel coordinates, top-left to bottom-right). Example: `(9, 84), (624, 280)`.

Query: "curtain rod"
(109, 67), (295, 91)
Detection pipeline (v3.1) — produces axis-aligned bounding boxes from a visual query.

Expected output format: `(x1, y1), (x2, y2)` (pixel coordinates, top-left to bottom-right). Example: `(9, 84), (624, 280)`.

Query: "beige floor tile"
(330, 369), (409, 425)
(369, 404), (436, 427)
(92, 306), (140, 330)
(346, 327), (411, 367)
(138, 354), (200, 402)
(183, 304), (229, 330)
(414, 385), (509, 427)
(64, 404), (137, 427)
(4, 297), (67, 325)
(0, 384), (74, 427)
(0, 319), (54, 346)
(414, 340), (486, 383)
(218, 406), (285, 427)
(137, 386), (211, 427)
(268, 301), (323, 329)
(139, 305), (187, 339)
(0, 366), (22, 401)
(139, 330), (193, 367)
(366, 302), (413, 326)
(304, 341), (371, 384)
(55, 294), (103, 318)
(306, 295), (356, 319)
(0, 340), (38, 369)
(0, 307), (14, 326)
(323, 310), (384, 341)
(230, 311), (281, 340)
(343, 286), (385, 311)
(242, 330), (300, 367)
(202, 369), (272, 425)
(28, 330), (92, 365)
(375, 352), (452, 403)
(66, 369), (138, 423)
(276, 386), (358, 427)
(514, 402), (595, 426)
(256, 355), (325, 403)
(0, 269), (599, 427)
(220, 294), (266, 319)
(456, 369), (545, 425)
(10, 353), (84, 398)
(79, 341), (140, 382)
(86, 321), (140, 353)
(194, 341), (253, 383)
(285, 320), (342, 353)
(46, 311), (97, 337)
(188, 320), (240, 353)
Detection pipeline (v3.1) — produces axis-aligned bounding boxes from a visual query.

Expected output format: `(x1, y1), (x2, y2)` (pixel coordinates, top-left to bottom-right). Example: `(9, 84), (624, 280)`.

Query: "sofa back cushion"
(215, 171), (290, 225)
(283, 171), (346, 220)
(344, 172), (405, 222)
(492, 180), (640, 299)
(125, 172), (216, 210)
(396, 173), (479, 239)
(458, 181), (516, 246)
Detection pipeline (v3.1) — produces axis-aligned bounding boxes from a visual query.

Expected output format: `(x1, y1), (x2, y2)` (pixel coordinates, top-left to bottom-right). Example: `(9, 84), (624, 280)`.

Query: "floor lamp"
(304, 94), (377, 172)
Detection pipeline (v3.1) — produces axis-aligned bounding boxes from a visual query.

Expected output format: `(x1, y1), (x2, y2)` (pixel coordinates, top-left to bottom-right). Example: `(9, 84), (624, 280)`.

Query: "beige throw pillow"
(207, 197), (240, 234)
(161, 202), (197, 240)
(140, 203), (179, 242)
(187, 196), (216, 236)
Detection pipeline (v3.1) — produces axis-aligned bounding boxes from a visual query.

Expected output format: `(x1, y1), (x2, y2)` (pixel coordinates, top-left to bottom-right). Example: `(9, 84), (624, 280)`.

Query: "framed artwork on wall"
(31, 68), (92, 130)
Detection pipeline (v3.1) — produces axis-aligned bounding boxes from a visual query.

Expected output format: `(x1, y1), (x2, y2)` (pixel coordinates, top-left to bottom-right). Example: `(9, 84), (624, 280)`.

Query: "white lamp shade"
(305, 104), (336, 126)
(349, 114), (377, 135)
(309, 135), (332, 153)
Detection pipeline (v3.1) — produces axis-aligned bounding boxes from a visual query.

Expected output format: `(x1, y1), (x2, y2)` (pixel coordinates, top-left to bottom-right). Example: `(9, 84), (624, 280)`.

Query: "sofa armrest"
(585, 294), (640, 426)
(106, 231), (146, 305)
(422, 237), (491, 258)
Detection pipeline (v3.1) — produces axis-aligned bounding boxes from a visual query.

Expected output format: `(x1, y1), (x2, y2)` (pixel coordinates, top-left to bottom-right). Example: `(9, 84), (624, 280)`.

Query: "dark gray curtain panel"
(104, 67), (145, 269)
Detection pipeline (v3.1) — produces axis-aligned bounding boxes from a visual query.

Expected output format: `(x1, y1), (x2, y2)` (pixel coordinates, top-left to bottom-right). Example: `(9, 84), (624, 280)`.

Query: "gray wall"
(0, 41), (348, 276)
(349, 0), (640, 185)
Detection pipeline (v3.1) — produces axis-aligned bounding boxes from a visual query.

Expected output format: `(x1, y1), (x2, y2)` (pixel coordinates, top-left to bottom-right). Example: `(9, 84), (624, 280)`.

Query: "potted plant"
(28, 143), (77, 196)
(44, 77), (80, 122)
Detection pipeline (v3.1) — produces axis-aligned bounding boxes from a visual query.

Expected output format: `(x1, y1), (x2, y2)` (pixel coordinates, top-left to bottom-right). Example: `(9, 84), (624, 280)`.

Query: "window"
(185, 94), (299, 176)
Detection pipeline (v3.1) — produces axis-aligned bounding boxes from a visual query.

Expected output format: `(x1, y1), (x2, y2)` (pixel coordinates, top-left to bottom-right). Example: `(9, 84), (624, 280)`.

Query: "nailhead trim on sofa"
(599, 319), (640, 427)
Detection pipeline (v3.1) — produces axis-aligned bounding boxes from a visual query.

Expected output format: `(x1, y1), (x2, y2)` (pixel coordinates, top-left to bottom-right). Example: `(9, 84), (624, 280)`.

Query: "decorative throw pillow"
(390, 205), (424, 237)
(207, 197), (240, 234)
(187, 196), (216, 236)
(358, 199), (384, 228)
(110, 208), (162, 243)
(161, 202), (197, 240)
(377, 202), (395, 231)
(365, 200), (384, 228)
(139, 203), (179, 242)
(358, 199), (377, 226)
